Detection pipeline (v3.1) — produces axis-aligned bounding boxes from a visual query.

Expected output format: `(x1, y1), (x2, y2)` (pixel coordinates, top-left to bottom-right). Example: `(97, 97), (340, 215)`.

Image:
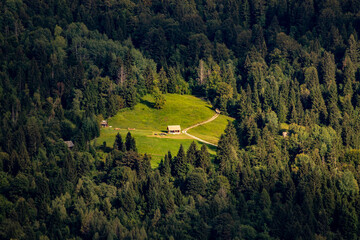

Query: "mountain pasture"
(95, 94), (233, 166)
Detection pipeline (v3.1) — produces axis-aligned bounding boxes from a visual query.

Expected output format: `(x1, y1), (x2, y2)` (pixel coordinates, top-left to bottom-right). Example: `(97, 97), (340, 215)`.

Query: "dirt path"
(182, 113), (220, 147)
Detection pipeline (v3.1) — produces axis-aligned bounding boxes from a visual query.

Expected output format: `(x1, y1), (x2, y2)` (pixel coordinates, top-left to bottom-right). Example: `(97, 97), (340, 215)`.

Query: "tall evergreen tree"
(196, 144), (211, 169)
(186, 141), (198, 165)
(159, 154), (171, 177)
(114, 132), (125, 151)
(172, 144), (187, 178)
(304, 67), (328, 124)
(217, 122), (239, 173)
(125, 132), (137, 152)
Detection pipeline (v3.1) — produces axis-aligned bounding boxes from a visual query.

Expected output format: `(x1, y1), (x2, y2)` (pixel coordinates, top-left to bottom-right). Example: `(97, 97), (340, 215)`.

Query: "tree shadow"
(206, 106), (215, 111)
(206, 144), (217, 152)
(140, 98), (154, 108)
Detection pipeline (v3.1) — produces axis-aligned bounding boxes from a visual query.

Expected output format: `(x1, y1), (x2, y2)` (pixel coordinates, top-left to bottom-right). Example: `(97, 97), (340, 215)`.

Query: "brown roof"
(64, 141), (74, 148)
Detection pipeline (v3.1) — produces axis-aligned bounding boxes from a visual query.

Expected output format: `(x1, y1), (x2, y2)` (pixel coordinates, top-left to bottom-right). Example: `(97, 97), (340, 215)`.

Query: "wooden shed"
(167, 125), (181, 134)
(101, 120), (108, 127)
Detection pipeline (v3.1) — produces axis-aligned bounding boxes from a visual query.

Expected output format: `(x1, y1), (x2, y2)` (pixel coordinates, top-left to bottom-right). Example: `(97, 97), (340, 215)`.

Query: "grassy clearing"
(96, 128), (217, 167)
(96, 94), (231, 167)
(187, 114), (234, 145)
(107, 94), (216, 131)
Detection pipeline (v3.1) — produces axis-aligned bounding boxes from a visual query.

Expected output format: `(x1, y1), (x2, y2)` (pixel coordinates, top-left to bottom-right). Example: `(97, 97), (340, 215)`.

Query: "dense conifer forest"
(1, 0), (360, 239)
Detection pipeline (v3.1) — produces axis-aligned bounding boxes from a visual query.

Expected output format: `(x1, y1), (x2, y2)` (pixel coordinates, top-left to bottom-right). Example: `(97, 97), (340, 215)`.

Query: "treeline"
(1, 0), (360, 239)
(2, 126), (360, 239)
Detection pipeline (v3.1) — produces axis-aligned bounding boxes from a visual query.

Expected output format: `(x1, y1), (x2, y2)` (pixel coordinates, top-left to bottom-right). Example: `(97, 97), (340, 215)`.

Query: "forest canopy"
(1, 0), (360, 239)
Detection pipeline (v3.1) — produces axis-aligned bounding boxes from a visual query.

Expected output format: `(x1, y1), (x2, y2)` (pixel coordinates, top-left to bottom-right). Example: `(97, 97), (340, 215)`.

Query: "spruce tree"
(186, 141), (198, 165)
(304, 67), (328, 124)
(140, 153), (151, 176)
(346, 34), (359, 66)
(342, 56), (355, 98)
(125, 132), (137, 152)
(224, 121), (239, 149)
(167, 151), (173, 167)
(172, 144), (187, 178)
(164, 154), (171, 176)
(114, 132), (125, 151)
(320, 51), (337, 104)
(159, 154), (171, 177)
(196, 144), (210, 169)
(328, 101), (342, 130)
(217, 122), (239, 173)
(158, 159), (165, 176)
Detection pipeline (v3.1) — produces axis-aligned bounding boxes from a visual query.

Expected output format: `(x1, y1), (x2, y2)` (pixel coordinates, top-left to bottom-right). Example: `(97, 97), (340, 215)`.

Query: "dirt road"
(182, 113), (220, 147)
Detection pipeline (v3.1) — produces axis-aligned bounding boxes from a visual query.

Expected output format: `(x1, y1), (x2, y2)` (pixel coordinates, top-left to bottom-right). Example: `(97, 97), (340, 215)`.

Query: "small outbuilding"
(167, 125), (181, 134)
(101, 120), (108, 127)
(64, 141), (74, 149)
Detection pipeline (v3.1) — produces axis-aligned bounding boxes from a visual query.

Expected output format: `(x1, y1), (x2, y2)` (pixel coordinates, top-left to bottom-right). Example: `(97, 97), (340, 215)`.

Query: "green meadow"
(95, 94), (233, 167)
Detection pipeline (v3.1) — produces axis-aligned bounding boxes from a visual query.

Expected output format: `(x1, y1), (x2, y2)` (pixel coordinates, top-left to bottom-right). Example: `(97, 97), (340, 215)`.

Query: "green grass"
(280, 123), (290, 131)
(187, 114), (234, 145)
(96, 94), (233, 167)
(96, 128), (217, 167)
(107, 94), (217, 131)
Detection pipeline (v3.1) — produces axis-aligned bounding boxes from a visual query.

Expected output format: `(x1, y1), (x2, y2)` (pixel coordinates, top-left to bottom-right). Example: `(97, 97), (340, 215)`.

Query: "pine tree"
(167, 151), (172, 165)
(242, 0), (250, 28)
(252, 0), (266, 27)
(139, 153), (151, 176)
(186, 141), (198, 165)
(346, 34), (359, 66)
(172, 144), (187, 178)
(158, 158), (165, 176)
(217, 122), (239, 173)
(9, 150), (20, 176)
(320, 52), (340, 129)
(328, 101), (342, 131)
(144, 65), (155, 91)
(114, 132), (125, 151)
(277, 95), (287, 123)
(159, 154), (171, 177)
(320, 51), (336, 91)
(304, 67), (328, 124)
(342, 56), (355, 98)
(158, 67), (168, 93)
(289, 103), (298, 124)
(153, 87), (166, 109)
(18, 143), (31, 173)
(196, 144), (210, 169)
(224, 121), (239, 149)
(124, 84), (137, 109)
(125, 132), (137, 152)
(164, 154), (171, 176)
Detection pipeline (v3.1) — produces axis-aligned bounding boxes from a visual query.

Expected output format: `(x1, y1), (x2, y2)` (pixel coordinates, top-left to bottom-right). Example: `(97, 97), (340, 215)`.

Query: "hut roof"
(167, 125), (181, 131)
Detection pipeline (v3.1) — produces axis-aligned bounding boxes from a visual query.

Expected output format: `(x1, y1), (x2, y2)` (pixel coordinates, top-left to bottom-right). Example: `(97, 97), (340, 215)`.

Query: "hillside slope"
(96, 94), (233, 166)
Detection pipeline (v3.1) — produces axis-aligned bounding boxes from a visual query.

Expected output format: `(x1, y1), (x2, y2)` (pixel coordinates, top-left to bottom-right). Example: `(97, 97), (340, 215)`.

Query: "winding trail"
(182, 113), (220, 147)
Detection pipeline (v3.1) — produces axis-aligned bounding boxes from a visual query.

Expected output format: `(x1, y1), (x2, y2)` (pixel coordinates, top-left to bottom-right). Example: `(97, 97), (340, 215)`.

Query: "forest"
(1, 0), (360, 239)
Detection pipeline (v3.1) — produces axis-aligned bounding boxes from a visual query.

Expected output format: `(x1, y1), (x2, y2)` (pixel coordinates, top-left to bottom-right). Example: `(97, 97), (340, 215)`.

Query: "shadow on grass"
(96, 145), (112, 153)
(193, 140), (218, 152)
(206, 105), (214, 111)
(206, 144), (218, 152)
(140, 98), (155, 108)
